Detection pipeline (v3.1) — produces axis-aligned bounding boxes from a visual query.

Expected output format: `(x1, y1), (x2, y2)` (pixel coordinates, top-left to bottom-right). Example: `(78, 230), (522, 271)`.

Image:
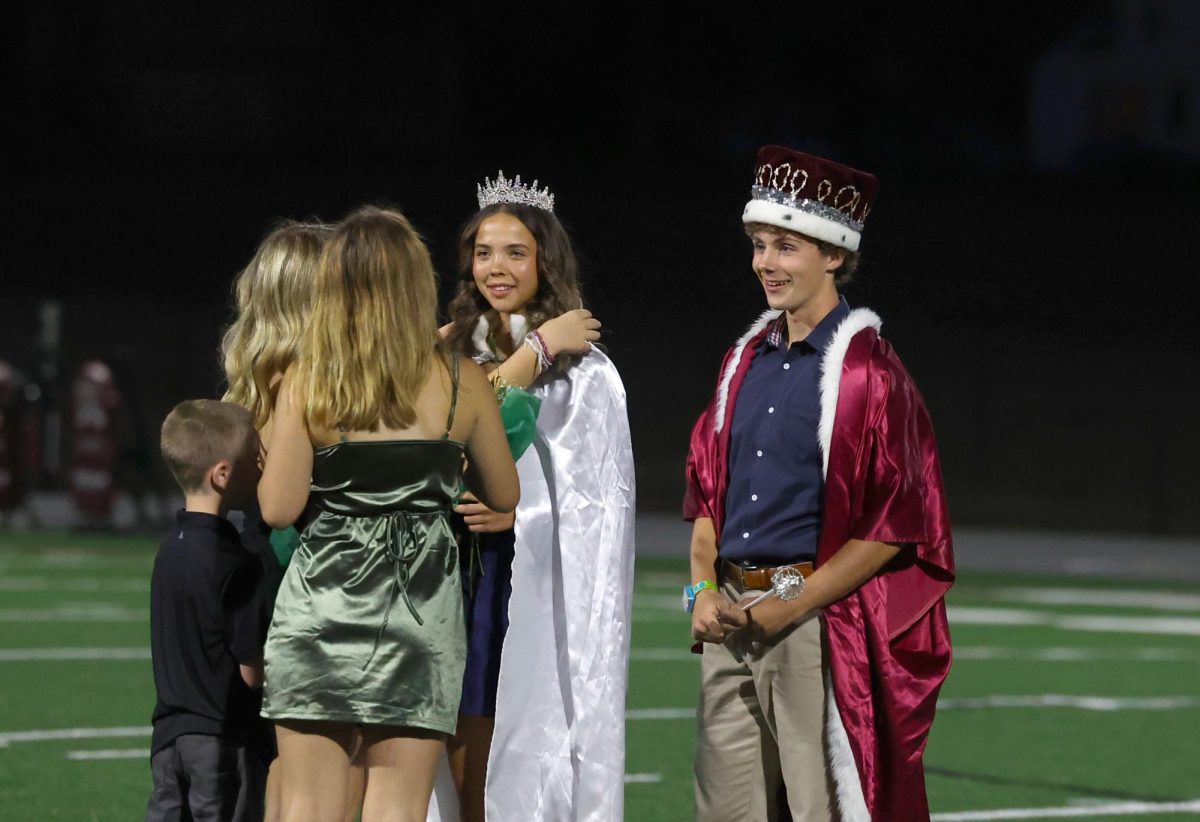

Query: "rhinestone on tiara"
(476, 171), (555, 213)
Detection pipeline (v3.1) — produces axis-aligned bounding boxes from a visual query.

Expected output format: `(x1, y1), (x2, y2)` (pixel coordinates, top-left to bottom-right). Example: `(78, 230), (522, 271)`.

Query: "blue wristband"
(682, 580), (716, 613)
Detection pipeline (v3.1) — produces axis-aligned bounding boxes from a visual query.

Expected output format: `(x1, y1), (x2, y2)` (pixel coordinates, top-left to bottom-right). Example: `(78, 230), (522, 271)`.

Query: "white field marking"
(628, 645), (1200, 663)
(953, 646), (1200, 662)
(626, 694), (1200, 723)
(623, 773), (663, 784)
(67, 748), (149, 761)
(937, 694), (1200, 711)
(0, 647), (150, 662)
(0, 554), (151, 573)
(0, 726), (151, 748)
(948, 608), (1055, 625)
(626, 708), (693, 720)
(0, 576), (148, 593)
(0, 605), (143, 622)
(930, 799), (1200, 820)
(989, 587), (1200, 612)
(948, 607), (1200, 636)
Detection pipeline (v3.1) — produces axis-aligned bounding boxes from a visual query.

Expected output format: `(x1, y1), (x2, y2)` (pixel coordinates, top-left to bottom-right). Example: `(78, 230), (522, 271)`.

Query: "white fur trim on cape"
(818, 307), (881, 821)
(470, 313), (529, 359)
(743, 199), (862, 251)
(817, 307), (882, 478)
(714, 309), (780, 434)
(825, 668), (871, 822)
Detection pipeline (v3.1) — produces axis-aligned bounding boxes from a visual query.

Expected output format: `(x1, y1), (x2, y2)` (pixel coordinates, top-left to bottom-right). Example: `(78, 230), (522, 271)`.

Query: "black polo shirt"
(721, 297), (850, 565)
(149, 510), (273, 763)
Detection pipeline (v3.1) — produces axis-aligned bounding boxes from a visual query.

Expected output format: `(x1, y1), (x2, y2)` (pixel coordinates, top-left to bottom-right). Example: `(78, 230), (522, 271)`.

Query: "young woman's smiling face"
(472, 213), (539, 316)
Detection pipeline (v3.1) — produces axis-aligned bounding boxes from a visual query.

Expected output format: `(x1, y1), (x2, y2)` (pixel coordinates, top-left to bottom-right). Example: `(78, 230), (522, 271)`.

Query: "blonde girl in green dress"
(220, 218), (370, 822)
(258, 206), (519, 822)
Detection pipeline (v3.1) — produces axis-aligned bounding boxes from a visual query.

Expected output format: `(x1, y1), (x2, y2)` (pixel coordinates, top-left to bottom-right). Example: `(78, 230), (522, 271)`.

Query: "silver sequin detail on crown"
(477, 171), (555, 213)
(749, 185), (863, 232)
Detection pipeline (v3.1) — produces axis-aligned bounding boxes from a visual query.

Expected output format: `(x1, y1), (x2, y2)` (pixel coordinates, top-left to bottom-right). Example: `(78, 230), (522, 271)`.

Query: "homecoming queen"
(432, 172), (636, 822)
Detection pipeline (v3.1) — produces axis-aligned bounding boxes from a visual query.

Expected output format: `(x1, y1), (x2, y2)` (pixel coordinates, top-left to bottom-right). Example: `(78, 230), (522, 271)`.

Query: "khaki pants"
(694, 584), (835, 822)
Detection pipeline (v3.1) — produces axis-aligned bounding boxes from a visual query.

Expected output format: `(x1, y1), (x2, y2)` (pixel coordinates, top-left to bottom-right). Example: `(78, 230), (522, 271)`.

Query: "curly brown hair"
(445, 203), (584, 373)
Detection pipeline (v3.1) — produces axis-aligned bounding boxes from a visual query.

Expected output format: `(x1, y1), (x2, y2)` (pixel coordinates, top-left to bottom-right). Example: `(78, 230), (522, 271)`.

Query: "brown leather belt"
(720, 559), (815, 593)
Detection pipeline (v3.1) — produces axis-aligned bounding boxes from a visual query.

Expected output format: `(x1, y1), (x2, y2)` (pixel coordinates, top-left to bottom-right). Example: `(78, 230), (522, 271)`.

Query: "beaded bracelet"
(524, 330), (555, 373)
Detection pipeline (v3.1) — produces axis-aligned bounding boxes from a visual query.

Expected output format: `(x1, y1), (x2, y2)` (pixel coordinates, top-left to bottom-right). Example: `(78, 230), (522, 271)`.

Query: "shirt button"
(756, 450), (763, 457)
(751, 494), (758, 501)
(768, 406), (775, 414)
(742, 532), (750, 539)
(783, 363), (791, 370)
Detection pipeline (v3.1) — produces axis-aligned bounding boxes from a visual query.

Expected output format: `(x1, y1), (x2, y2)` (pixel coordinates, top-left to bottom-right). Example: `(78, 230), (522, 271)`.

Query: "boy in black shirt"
(146, 399), (273, 822)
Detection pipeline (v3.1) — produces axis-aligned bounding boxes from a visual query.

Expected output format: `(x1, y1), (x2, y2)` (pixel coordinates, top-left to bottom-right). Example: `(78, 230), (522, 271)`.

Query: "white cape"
(429, 348), (636, 821)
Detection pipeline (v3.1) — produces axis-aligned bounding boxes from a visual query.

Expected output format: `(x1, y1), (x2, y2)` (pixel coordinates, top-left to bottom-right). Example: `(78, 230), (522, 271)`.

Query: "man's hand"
(717, 595), (803, 641)
(455, 492), (516, 533)
(691, 588), (730, 644)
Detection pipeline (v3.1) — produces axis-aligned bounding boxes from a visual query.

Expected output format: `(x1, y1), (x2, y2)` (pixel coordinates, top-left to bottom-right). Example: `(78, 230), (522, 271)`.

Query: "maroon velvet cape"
(684, 310), (954, 821)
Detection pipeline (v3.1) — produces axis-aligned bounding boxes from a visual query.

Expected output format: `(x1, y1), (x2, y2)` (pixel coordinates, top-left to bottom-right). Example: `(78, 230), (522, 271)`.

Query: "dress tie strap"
(363, 510), (431, 670)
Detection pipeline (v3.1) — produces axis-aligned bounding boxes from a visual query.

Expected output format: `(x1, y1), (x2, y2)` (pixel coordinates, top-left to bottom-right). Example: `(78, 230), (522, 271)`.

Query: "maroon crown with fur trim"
(742, 145), (880, 251)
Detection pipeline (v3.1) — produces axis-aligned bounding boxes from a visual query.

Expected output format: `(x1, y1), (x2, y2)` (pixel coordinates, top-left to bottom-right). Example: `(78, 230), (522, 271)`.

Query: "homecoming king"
(684, 145), (955, 821)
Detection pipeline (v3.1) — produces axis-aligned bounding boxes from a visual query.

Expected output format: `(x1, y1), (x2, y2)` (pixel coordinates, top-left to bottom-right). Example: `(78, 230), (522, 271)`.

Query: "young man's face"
(749, 228), (841, 313)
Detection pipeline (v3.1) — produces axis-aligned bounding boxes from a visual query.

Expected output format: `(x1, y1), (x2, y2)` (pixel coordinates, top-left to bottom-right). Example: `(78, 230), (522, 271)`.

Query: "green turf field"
(1, 530), (1198, 820)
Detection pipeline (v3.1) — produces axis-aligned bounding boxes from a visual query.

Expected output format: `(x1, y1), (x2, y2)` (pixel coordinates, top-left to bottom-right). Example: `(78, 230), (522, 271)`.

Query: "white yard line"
(0, 647), (150, 662)
(931, 799), (1200, 820)
(989, 587), (1200, 612)
(0, 726), (151, 748)
(937, 694), (1200, 711)
(626, 708), (693, 720)
(66, 748), (149, 761)
(0, 577), (147, 592)
(0, 606), (143, 622)
(625, 692), (1200, 722)
(622, 773), (663, 784)
(948, 607), (1200, 636)
(4, 644), (1189, 665)
(629, 645), (1200, 663)
(953, 646), (1200, 662)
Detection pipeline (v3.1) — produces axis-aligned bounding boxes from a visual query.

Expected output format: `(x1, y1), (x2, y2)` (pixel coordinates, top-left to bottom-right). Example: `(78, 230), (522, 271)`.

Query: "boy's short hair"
(161, 400), (255, 493)
(744, 221), (861, 286)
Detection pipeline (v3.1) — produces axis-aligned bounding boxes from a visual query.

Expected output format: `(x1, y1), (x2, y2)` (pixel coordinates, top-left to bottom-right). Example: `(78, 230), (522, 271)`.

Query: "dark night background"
(3, 0), (1198, 534)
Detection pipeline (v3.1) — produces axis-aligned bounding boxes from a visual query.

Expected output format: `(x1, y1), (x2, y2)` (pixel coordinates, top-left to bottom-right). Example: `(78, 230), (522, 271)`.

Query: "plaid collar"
(762, 297), (851, 352)
(764, 315), (789, 350)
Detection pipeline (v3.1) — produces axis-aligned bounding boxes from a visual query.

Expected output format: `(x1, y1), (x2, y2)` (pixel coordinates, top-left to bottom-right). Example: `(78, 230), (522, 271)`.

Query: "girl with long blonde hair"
(257, 206), (518, 822)
(221, 219), (372, 822)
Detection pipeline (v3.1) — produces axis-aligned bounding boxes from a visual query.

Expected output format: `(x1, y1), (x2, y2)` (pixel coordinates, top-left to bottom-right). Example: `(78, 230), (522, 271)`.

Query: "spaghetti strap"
(443, 352), (460, 439)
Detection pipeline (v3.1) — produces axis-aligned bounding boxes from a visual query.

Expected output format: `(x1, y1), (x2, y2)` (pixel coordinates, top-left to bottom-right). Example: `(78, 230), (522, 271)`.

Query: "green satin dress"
(262, 359), (466, 733)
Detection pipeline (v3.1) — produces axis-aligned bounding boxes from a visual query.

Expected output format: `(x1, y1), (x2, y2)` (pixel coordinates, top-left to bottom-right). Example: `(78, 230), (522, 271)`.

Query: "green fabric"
(261, 439), (467, 732)
(497, 385), (541, 461)
(268, 526), (299, 569)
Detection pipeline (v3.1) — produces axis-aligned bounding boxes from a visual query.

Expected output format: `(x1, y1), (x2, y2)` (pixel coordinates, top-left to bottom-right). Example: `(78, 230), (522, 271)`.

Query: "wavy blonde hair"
(301, 206), (440, 431)
(221, 220), (331, 429)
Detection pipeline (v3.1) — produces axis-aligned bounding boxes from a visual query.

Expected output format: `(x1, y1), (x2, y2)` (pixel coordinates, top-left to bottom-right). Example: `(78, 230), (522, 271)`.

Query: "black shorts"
(145, 734), (266, 822)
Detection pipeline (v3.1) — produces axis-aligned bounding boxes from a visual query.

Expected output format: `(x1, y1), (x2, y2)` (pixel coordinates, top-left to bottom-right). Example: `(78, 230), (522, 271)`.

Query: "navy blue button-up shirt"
(720, 297), (850, 565)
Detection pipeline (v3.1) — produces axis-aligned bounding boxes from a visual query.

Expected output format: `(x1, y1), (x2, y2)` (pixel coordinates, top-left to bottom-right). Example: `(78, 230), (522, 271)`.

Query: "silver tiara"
(476, 171), (555, 213)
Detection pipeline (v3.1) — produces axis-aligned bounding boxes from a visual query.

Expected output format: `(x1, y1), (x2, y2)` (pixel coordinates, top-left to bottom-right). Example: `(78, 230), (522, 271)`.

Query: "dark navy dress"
(457, 525), (516, 717)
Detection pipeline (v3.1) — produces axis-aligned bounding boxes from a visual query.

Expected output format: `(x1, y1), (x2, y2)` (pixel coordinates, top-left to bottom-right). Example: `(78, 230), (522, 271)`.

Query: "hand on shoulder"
(538, 308), (601, 357)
